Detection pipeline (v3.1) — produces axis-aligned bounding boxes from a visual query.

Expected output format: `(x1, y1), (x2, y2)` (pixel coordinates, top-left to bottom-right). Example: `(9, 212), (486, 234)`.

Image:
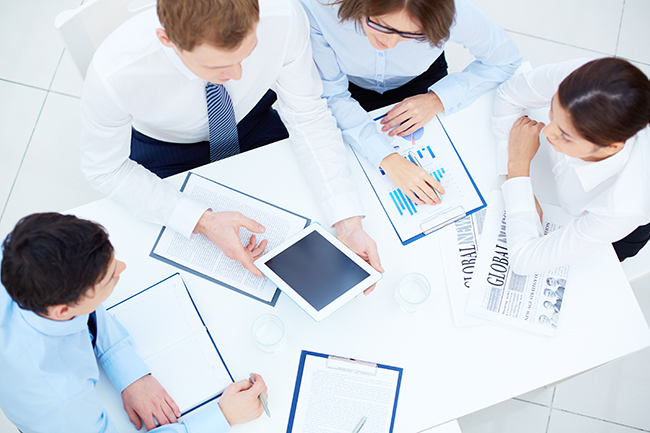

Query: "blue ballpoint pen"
(249, 373), (271, 417)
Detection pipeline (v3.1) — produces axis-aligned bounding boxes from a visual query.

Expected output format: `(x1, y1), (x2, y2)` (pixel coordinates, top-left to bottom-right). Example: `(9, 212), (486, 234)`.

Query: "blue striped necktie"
(206, 82), (239, 162)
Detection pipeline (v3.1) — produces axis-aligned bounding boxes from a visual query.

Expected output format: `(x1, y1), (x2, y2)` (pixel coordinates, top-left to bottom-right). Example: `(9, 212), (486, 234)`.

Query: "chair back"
(54, 0), (156, 79)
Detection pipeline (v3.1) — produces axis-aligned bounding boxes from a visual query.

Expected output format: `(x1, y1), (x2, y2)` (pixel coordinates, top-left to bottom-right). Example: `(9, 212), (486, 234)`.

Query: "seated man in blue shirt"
(0, 213), (267, 433)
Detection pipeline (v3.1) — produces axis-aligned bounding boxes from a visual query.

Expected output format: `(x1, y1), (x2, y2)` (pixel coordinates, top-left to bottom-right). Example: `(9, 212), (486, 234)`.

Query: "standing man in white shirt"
(81, 0), (383, 284)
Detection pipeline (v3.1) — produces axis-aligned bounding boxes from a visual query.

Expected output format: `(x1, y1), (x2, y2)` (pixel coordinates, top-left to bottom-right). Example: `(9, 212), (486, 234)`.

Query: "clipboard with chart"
(286, 351), (402, 433)
(351, 108), (486, 245)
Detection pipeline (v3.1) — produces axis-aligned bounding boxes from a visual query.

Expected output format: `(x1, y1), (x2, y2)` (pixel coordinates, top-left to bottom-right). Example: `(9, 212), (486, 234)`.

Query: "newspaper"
(465, 190), (569, 336)
(439, 208), (488, 327)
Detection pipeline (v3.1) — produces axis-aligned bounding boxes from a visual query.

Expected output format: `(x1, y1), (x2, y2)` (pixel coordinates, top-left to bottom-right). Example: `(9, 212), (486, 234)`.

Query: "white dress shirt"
(80, 0), (363, 238)
(298, 0), (522, 168)
(493, 59), (650, 275)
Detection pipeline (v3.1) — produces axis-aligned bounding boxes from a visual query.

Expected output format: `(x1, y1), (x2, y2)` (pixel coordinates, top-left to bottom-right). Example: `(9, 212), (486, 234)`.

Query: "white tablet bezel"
(254, 224), (382, 321)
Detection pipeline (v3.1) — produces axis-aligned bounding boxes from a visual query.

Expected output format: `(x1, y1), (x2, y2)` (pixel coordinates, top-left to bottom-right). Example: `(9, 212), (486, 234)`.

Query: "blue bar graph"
(397, 189), (414, 215)
(417, 150), (423, 158)
(389, 191), (403, 215)
(426, 146), (435, 159)
(431, 167), (445, 183)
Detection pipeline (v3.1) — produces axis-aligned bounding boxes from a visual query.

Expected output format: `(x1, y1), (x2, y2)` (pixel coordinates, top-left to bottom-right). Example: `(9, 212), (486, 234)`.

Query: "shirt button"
(378, 52), (384, 57)
(378, 75), (383, 79)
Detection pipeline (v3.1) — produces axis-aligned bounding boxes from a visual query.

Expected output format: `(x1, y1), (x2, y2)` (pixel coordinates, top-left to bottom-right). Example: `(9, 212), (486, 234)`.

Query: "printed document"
(151, 172), (309, 304)
(107, 274), (233, 414)
(352, 109), (485, 245)
(466, 191), (570, 336)
(439, 208), (488, 327)
(288, 352), (401, 433)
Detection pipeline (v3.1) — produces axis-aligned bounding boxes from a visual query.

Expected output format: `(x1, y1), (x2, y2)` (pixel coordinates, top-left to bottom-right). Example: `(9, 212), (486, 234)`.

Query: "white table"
(72, 91), (650, 433)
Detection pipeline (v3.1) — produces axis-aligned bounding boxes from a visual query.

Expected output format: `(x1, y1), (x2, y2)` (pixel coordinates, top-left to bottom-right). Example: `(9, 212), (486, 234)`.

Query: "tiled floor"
(0, 0), (649, 432)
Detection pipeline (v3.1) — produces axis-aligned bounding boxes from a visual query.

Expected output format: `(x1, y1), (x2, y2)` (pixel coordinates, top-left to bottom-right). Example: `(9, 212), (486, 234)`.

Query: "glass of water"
(394, 273), (431, 313)
(251, 314), (287, 353)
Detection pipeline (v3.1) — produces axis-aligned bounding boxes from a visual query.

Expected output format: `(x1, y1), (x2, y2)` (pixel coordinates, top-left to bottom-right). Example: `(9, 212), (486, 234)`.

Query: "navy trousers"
(614, 221), (650, 261)
(130, 89), (289, 178)
(348, 52), (449, 112)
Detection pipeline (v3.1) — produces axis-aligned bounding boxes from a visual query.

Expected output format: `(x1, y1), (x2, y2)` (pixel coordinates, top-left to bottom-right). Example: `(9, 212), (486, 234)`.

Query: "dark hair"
(157, 0), (259, 51)
(333, 0), (455, 47)
(557, 58), (650, 146)
(1, 213), (114, 315)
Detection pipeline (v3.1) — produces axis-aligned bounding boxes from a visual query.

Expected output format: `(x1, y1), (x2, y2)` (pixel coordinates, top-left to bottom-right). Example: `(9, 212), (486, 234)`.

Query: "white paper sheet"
(289, 354), (401, 433)
(107, 274), (232, 413)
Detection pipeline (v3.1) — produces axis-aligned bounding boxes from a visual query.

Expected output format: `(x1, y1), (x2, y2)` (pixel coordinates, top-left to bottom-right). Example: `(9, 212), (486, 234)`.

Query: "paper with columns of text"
(151, 172), (310, 305)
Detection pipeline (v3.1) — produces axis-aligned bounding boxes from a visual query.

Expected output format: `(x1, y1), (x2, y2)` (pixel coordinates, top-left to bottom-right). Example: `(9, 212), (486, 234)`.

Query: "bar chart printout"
(352, 109), (486, 245)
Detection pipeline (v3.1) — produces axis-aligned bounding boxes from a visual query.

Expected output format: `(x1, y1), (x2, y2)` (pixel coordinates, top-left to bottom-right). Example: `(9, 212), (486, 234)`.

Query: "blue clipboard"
(107, 273), (234, 416)
(150, 172), (311, 306)
(353, 114), (486, 246)
(286, 350), (403, 432)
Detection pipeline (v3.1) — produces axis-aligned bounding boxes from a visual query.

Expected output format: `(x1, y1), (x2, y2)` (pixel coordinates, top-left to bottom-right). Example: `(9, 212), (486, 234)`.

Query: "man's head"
(1, 213), (123, 320)
(156, 0), (260, 84)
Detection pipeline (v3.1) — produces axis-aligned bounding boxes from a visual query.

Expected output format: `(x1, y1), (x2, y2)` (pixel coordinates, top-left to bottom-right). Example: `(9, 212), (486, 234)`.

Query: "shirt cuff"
(355, 131), (394, 169)
(430, 78), (464, 115)
(320, 190), (366, 227)
(183, 402), (231, 433)
(502, 176), (537, 215)
(167, 196), (210, 239)
(102, 344), (151, 393)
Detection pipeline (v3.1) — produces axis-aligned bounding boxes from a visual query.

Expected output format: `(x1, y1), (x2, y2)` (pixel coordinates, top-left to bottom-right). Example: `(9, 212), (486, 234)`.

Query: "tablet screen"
(264, 231), (370, 311)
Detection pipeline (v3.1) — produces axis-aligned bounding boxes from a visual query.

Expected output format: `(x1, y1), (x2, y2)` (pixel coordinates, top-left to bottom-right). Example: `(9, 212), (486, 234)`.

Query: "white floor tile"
(0, 81), (47, 213)
(616, 0), (650, 64)
(471, 0), (623, 55)
(50, 49), (84, 98)
(0, 408), (19, 433)
(457, 399), (550, 433)
(0, 92), (103, 239)
(0, 0), (82, 89)
(548, 409), (649, 433)
(553, 347), (650, 430)
(515, 386), (555, 407)
(506, 32), (607, 69)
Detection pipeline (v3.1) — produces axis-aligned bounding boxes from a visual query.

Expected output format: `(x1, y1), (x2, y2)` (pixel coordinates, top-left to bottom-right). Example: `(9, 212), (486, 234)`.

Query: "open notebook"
(107, 273), (233, 414)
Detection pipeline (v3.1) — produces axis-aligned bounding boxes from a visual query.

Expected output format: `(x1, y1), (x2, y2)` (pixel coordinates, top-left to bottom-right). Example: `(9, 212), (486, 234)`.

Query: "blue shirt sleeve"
(430, 0), (523, 115)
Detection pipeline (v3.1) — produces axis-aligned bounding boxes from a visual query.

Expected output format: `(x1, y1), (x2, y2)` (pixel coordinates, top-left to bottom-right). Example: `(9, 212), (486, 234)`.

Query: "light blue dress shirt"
(0, 285), (231, 433)
(299, 0), (523, 168)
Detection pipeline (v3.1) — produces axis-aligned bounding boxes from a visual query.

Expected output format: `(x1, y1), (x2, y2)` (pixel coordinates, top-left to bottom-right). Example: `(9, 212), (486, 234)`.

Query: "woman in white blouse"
(299, 0), (521, 207)
(494, 58), (650, 275)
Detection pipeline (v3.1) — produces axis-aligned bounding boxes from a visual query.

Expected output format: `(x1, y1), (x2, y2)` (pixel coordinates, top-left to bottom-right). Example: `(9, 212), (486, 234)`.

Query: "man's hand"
(334, 216), (384, 295)
(506, 116), (545, 179)
(194, 210), (268, 277)
(381, 92), (444, 137)
(218, 374), (268, 426)
(380, 153), (444, 206)
(122, 374), (180, 431)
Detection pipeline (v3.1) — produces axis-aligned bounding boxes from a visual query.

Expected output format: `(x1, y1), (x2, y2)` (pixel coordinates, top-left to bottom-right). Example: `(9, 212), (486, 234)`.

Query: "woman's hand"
(506, 116), (545, 179)
(380, 153), (444, 206)
(381, 92), (444, 137)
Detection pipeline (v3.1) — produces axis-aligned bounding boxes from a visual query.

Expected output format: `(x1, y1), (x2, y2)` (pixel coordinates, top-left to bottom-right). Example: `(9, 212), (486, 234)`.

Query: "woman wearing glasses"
(298, 0), (521, 206)
(495, 58), (650, 274)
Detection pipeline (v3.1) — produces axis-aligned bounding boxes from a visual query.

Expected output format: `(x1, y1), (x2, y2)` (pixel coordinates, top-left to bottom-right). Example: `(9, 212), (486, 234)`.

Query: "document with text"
(466, 191), (570, 336)
(439, 208), (489, 327)
(351, 108), (485, 245)
(107, 274), (233, 414)
(151, 172), (310, 305)
(287, 351), (402, 433)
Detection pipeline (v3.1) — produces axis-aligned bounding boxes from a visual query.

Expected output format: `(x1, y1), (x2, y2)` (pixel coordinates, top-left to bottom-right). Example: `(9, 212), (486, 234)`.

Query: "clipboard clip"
(326, 356), (378, 376)
(420, 205), (466, 235)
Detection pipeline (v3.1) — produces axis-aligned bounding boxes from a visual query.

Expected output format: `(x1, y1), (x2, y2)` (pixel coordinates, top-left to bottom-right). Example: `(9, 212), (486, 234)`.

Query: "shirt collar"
(162, 43), (201, 81)
(569, 138), (635, 192)
(19, 306), (89, 337)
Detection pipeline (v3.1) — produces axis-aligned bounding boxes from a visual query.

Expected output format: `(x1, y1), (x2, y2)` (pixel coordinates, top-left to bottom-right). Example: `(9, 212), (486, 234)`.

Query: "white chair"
(54, 0), (156, 79)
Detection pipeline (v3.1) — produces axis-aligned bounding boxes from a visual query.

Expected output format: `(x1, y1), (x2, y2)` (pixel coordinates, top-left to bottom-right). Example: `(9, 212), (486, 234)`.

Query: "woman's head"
(334, 0), (455, 49)
(544, 58), (650, 160)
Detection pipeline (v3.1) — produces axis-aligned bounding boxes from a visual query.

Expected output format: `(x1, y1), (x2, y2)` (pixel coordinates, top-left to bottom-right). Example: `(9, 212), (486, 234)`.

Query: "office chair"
(54, 0), (156, 79)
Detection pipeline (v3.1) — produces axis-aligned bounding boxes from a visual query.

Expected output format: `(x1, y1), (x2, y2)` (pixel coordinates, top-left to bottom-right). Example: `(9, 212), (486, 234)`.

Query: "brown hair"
(157, 0), (259, 51)
(333, 0), (456, 47)
(558, 58), (650, 146)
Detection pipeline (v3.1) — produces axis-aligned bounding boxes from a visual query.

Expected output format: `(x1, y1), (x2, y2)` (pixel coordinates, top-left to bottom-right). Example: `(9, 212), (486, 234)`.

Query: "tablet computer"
(254, 224), (382, 321)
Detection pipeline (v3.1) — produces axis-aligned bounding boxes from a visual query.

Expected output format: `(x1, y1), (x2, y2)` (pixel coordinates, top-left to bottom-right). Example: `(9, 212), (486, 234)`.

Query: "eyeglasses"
(365, 16), (427, 41)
